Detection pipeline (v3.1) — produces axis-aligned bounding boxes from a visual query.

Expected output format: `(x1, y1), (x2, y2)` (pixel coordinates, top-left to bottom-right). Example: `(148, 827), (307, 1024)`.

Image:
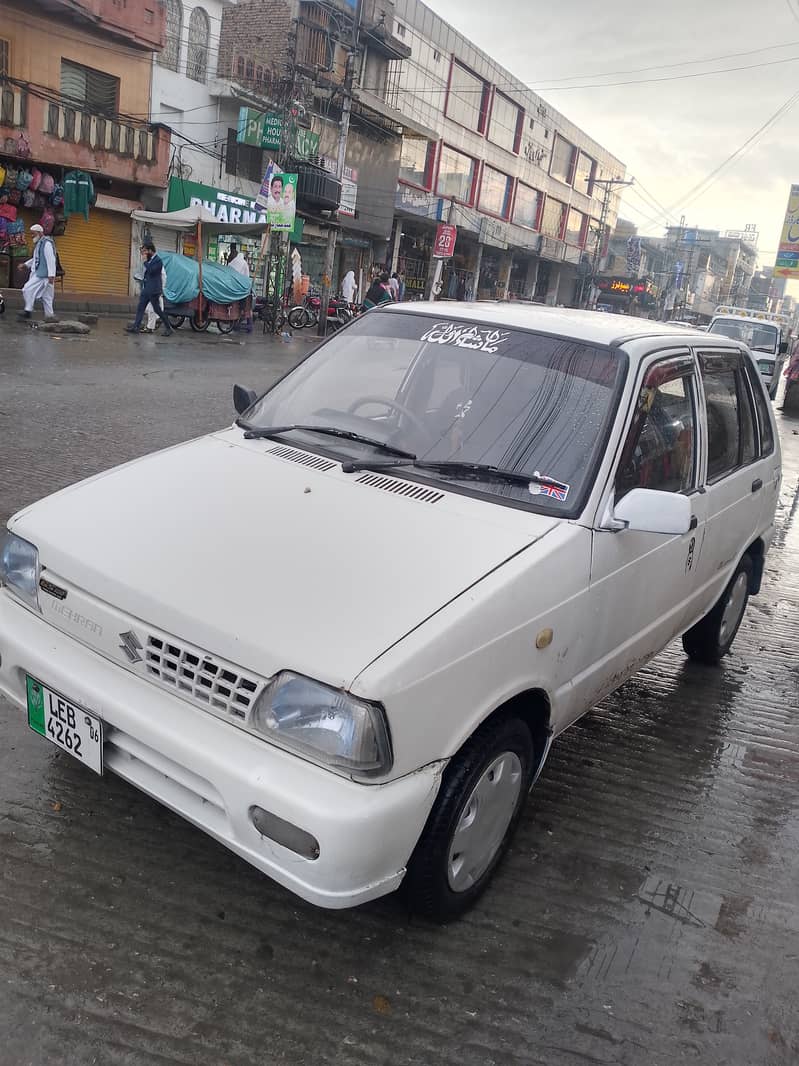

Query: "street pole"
(582, 177), (633, 309)
(318, 0), (361, 336)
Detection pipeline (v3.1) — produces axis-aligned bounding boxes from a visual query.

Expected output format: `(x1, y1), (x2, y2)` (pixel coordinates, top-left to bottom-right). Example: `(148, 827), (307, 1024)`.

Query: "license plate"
(26, 676), (103, 775)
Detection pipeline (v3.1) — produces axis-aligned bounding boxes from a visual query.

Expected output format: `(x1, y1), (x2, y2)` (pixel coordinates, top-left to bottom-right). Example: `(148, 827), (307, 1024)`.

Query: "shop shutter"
(144, 225), (180, 256)
(56, 209), (131, 295)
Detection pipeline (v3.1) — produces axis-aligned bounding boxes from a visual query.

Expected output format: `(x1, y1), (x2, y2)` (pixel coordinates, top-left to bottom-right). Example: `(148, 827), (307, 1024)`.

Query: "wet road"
(1, 320), (798, 1066)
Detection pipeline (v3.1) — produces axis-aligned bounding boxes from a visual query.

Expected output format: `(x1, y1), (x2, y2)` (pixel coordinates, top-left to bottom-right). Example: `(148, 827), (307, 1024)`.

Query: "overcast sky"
(429, 0), (799, 271)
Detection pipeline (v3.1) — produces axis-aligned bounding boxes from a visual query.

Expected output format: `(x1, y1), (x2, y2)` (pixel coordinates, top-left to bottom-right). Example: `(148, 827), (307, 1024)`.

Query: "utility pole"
(582, 177), (633, 308)
(317, 0), (361, 336)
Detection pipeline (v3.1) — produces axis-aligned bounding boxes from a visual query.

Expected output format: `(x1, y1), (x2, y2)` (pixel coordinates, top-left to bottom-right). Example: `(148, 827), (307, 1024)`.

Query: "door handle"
(751, 478), (763, 493)
(689, 515), (698, 530)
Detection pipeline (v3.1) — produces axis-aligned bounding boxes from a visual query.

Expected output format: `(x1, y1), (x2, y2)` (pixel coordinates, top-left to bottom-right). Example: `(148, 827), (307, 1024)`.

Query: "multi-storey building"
(385, 0), (626, 305)
(0, 0), (170, 296)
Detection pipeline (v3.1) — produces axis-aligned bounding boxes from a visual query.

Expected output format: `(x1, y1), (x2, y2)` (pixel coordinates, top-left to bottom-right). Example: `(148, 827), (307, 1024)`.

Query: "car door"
(689, 348), (774, 621)
(577, 351), (708, 713)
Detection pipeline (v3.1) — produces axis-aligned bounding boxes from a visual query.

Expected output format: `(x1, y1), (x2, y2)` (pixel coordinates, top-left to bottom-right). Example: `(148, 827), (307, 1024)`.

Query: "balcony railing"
(0, 80), (170, 186)
(45, 99), (159, 163)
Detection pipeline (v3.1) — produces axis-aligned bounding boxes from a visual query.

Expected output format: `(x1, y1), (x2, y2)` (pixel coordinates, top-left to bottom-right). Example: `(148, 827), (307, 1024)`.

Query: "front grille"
(144, 636), (268, 721)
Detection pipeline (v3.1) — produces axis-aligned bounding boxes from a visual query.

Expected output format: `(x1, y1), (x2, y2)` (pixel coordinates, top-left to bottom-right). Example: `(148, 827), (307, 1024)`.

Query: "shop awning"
(131, 205), (267, 237)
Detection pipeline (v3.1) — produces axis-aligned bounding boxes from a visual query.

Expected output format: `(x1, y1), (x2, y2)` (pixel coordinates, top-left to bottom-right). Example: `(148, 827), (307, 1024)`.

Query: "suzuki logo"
(119, 630), (143, 663)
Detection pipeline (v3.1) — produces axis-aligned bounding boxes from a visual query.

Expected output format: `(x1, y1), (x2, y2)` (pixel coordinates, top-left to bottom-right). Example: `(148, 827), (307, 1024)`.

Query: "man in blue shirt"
(126, 242), (173, 336)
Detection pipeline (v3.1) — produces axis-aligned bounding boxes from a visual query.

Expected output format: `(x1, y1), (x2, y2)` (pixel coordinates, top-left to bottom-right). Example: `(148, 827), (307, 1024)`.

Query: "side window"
(744, 359), (775, 456)
(616, 360), (697, 500)
(700, 353), (759, 481)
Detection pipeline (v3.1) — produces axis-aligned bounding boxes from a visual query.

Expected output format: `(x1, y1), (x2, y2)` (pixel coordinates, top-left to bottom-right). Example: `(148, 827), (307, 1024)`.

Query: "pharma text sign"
(166, 177), (266, 224)
(237, 108), (320, 158)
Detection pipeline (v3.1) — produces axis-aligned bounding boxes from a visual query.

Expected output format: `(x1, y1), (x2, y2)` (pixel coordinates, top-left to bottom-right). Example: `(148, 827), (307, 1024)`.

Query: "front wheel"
(682, 554), (753, 665)
(403, 716), (534, 922)
(167, 313), (185, 330)
(287, 306), (308, 329)
(189, 314), (210, 332)
(216, 320), (235, 334)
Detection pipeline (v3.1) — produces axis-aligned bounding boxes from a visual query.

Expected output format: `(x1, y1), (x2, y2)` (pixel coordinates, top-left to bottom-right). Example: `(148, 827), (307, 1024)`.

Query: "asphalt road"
(1, 318), (798, 1066)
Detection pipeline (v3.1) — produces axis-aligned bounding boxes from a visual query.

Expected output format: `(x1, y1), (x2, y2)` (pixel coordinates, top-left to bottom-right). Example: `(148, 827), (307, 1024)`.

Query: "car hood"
(12, 430), (557, 687)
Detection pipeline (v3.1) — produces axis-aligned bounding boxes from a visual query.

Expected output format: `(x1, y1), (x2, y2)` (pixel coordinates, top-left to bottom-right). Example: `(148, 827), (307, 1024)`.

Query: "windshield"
(709, 318), (778, 354)
(244, 312), (627, 511)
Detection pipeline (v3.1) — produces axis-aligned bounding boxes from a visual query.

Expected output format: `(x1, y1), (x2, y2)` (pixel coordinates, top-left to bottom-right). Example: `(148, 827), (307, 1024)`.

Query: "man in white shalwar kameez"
(19, 224), (57, 321)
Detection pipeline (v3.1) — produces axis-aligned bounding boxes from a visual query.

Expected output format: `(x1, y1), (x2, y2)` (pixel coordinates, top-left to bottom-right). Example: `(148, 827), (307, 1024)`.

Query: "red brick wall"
(217, 0), (295, 89)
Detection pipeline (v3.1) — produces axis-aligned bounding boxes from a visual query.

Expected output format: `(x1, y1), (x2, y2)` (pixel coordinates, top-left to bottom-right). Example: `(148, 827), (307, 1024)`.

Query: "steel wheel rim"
(720, 572), (748, 643)
(447, 751), (523, 893)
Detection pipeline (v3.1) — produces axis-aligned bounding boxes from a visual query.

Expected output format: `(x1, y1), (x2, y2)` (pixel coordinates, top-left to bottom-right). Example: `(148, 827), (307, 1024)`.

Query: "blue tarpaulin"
(160, 252), (252, 305)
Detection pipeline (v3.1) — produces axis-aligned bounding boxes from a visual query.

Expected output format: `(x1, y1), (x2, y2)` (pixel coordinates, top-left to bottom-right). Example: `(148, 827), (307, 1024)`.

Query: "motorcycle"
(287, 294), (353, 330)
(0, 291), (5, 316)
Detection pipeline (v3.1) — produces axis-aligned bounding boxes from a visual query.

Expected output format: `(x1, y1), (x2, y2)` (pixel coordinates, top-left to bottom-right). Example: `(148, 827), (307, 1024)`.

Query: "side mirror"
(233, 384), (258, 415)
(779, 340), (789, 355)
(611, 488), (693, 535)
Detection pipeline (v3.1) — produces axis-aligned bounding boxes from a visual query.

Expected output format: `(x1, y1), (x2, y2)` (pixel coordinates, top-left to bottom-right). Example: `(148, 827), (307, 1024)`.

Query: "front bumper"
(0, 592), (442, 909)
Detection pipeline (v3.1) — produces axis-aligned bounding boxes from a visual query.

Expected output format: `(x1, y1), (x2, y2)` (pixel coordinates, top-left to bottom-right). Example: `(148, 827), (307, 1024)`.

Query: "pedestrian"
(125, 242), (173, 336)
(781, 343), (799, 414)
(226, 243), (253, 333)
(388, 272), (400, 301)
(397, 271), (406, 302)
(18, 224), (57, 322)
(227, 243), (250, 277)
(145, 261), (168, 333)
(363, 271), (392, 310)
(456, 275), (467, 301)
(341, 269), (357, 304)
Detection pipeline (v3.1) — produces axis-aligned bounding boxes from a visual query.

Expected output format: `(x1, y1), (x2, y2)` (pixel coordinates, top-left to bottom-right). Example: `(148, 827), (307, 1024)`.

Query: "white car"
(0, 305), (781, 921)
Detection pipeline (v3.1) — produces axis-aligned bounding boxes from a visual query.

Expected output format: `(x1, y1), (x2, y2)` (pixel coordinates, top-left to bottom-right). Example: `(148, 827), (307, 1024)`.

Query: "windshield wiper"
(340, 457), (568, 491)
(237, 421), (417, 460)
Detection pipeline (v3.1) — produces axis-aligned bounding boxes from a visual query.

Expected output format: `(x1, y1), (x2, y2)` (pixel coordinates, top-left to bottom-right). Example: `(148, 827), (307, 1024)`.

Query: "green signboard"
(237, 108), (320, 158)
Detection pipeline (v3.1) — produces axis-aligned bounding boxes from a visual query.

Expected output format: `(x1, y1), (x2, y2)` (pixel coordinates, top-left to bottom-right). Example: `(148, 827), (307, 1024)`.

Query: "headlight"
(0, 532), (40, 611)
(251, 671), (392, 778)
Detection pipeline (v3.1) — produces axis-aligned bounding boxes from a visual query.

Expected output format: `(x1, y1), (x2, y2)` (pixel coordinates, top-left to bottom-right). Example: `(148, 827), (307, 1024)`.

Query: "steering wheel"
(347, 395), (431, 442)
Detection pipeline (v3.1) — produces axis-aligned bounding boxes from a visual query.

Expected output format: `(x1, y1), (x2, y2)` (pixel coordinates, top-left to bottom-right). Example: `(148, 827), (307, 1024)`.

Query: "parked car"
(0, 305), (781, 921)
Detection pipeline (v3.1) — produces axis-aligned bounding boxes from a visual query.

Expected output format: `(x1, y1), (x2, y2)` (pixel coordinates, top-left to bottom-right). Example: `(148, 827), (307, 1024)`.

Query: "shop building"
(0, 0), (170, 297)
(383, 0), (625, 305)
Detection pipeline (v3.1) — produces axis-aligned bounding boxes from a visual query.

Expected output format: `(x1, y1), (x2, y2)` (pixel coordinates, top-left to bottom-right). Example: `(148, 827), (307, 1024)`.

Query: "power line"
(539, 38), (799, 83)
(667, 89), (799, 214)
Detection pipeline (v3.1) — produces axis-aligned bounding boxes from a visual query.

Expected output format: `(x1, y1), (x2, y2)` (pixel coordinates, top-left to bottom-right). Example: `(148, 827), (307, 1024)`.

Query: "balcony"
(0, 82), (170, 187)
(295, 161), (341, 213)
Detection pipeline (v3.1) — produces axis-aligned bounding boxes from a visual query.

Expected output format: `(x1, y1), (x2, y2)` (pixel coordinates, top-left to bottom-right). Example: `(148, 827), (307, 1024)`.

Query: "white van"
(708, 305), (790, 399)
(0, 306), (781, 921)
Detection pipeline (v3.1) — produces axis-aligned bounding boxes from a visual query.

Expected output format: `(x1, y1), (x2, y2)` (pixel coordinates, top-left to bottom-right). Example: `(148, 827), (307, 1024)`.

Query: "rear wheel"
(189, 314), (210, 332)
(682, 554), (753, 665)
(403, 715), (535, 922)
(216, 320), (235, 334)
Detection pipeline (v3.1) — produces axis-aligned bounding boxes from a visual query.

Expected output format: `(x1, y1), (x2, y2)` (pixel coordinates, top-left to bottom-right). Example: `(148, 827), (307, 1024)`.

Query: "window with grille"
(0, 39), (9, 77)
(186, 7), (210, 83)
(60, 59), (119, 114)
(158, 0), (182, 71)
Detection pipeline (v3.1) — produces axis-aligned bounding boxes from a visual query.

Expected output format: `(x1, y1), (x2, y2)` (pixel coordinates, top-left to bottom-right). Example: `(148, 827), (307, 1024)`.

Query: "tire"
(217, 320), (235, 334)
(769, 382), (779, 400)
(189, 314), (210, 332)
(682, 554), (753, 665)
(167, 314), (185, 329)
(288, 306), (308, 329)
(403, 715), (535, 922)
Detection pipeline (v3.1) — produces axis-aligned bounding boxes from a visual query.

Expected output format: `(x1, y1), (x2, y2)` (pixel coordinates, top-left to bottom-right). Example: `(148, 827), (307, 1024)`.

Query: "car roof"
(379, 302), (720, 348)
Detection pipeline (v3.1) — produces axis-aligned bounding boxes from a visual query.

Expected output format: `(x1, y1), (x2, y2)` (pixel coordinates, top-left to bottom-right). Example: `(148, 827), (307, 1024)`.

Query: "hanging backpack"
(51, 184), (64, 207)
(40, 207), (55, 235)
(8, 189), (21, 206)
(4, 166), (19, 188)
(16, 169), (33, 191)
(22, 189), (35, 208)
(39, 172), (55, 196)
(0, 164), (6, 187)
(29, 167), (42, 192)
